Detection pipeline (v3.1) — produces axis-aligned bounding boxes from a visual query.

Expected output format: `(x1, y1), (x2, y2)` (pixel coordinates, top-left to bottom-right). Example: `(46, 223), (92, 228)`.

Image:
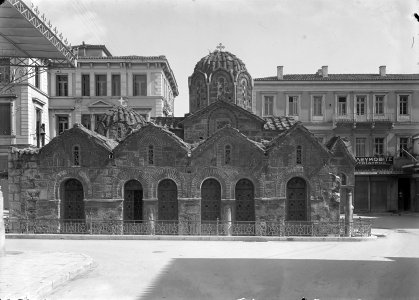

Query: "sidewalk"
(0, 250), (94, 300)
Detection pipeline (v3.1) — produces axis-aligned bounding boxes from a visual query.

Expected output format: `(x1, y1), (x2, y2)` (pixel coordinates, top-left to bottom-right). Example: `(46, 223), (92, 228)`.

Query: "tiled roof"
(11, 147), (39, 155)
(101, 106), (147, 128)
(263, 116), (296, 131)
(152, 117), (185, 129)
(255, 74), (419, 81)
(78, 55), (169, 60)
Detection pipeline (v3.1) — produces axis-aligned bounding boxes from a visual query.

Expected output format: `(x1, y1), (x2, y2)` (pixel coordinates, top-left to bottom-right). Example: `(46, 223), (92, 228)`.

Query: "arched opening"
(158, 179), (178, 221)
(62, 178), (84, 220)
(201, 178), (221, 221)
(235, 179), (255, 222)
(124, 180), (143, 221)
(286, 177), (307, 221)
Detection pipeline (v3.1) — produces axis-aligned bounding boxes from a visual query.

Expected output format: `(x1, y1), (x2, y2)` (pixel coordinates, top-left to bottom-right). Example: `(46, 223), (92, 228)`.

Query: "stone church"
(7, 48), (355, 234)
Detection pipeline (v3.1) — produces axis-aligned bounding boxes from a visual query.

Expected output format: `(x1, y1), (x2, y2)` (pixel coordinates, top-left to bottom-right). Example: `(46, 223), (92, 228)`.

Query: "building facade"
(48, 43), (178, 140)
(7, 49), (355, 234)
(0, 44), (179, 210)
(254, 66), (419, 212)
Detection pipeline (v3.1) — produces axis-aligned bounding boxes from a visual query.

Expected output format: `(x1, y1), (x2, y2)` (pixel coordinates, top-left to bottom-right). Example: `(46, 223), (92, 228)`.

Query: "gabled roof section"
(182, 100), (265, 125)
(255, 74), (419, 82)
(192, 125), (265, 155)
(0, 0), (77, 67)
(39, 123), (118, 154)
(266, 123), (331, 157)
(115, 122), (190, 154)
(326, 136), (356, 164)
(263, 116), (296, 131)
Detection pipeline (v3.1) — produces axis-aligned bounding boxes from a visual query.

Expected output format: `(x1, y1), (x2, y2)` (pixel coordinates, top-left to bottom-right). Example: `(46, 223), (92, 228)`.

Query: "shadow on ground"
(360, 214), (419, 229)
(138, 257), (419, 300)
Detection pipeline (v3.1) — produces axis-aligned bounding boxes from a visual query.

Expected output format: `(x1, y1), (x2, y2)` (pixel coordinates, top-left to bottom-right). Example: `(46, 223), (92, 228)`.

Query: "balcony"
(333, 113), (394, 129)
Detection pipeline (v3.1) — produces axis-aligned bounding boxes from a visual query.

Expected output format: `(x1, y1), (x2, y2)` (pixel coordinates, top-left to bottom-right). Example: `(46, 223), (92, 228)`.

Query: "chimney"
(322, 66), (328, 78)
(379, 65), (386, 76)
(277, 66), (283, 80)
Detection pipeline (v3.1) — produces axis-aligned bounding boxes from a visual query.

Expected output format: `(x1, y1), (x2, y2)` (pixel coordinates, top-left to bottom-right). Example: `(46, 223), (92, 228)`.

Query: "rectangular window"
(399, 137), (409, 157)
(0, 58), (10, 83)
(56, 75), (68, 96)
(312, 96), (323, 116)
(356, 96), (366, 115)
(57, 116), (68, 134)
(81, 114), (91, 130)
(81, 74), (90, 96)
(399, 95), (409, 115)
(263, 96), (274, 116)
(112, 74), (121, 96)
(288, 96), (298, 116)
(95, 74), (107, 96)
(34, 66), (40, 89)
(133, 74), (147, 96)
(374, 138), (384, 156)
(355, 138), (366, 156)
(338, 96), (347, 116)
(0, 103), (11, 135)
(374, 95), (384, 115)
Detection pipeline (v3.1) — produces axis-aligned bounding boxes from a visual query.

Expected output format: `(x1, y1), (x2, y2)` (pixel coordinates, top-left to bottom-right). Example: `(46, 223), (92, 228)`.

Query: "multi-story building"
(0, 43), (178, 210)
(48, 43), (178, 140)
(254, 66), (419, 212)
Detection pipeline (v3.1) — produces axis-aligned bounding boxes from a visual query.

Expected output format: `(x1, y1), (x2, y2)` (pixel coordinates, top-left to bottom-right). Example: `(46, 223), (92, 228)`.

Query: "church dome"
(189, 45), (253, 113)
(194, 50), (248, 79)
(97, 105), (147, 141)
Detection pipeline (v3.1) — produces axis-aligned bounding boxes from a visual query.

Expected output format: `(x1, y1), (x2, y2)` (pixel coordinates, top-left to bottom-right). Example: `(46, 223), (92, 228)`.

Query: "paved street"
(5, 214), (419, 300)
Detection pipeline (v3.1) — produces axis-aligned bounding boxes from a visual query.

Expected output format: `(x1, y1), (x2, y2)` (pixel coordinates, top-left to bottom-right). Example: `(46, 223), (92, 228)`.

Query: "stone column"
(0, 186), (5, 256)
(345, 189), (354, 237)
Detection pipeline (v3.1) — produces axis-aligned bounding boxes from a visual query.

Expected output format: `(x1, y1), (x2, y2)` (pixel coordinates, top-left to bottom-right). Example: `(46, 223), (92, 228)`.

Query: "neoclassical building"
(7, 48), (355, 234)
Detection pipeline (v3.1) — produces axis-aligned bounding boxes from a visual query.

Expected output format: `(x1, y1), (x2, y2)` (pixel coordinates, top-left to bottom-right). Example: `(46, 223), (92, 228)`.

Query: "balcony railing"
(334, 113), (394, 125)
(5, 218), (372, 238)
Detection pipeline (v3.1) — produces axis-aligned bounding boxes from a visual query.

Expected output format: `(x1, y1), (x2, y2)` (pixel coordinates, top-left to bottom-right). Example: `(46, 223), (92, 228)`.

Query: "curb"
(36, 254), (95, 300)
(6, 233), (376, 242)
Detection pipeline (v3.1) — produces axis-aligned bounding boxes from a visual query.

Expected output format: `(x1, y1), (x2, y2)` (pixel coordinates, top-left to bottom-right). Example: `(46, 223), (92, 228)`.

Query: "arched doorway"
(286, 177), (307, 221)
(158, 179), (178, 221)
(124, 180), (143, 221)
(201, 179), (221, 221)
(62, 178), (84, 220)
(235, 179), (255, 222)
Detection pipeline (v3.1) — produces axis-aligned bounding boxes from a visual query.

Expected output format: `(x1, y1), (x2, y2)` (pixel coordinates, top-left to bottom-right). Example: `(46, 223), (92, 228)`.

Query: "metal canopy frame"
(0, 0), (77, 94)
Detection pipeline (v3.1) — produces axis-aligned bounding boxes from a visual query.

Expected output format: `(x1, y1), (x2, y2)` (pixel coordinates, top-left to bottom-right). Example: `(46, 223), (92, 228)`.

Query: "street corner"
(0, 250), (95, 300)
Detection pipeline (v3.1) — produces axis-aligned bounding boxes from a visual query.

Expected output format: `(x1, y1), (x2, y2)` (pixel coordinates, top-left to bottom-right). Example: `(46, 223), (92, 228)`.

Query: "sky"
(31, 0), (419, 117)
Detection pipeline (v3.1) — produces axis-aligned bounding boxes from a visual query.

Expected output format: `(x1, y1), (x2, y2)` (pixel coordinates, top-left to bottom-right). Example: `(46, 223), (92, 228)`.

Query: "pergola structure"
(0, 0), (77, 93)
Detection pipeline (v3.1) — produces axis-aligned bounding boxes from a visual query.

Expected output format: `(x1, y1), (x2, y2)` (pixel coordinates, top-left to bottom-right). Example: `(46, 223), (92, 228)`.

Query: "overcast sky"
(32, 0), (418, 117)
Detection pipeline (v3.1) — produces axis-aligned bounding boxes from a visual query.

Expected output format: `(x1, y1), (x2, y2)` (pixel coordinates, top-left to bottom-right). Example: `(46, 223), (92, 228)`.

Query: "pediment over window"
(88, 100), (113, 108)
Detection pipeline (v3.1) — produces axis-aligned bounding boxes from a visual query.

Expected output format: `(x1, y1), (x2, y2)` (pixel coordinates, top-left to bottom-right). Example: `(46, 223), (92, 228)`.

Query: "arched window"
(148, 145), (154, 165)
(296, 145), (302, 164)
(225, 144), (231, 165)
(73, 146), (80, 166)
(340, 173), (347, 186)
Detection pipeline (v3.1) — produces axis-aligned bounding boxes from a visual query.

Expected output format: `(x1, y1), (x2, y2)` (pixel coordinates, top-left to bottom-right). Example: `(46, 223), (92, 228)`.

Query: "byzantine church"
(8, 47), (355, 226)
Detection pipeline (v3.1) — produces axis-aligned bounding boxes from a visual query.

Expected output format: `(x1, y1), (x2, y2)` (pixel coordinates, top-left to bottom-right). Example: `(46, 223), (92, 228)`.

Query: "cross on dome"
(216, 43), (225, 51)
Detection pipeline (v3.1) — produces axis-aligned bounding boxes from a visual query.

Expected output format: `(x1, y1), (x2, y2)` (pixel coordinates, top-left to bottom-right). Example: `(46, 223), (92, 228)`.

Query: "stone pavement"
(0, 251), (94, 300)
